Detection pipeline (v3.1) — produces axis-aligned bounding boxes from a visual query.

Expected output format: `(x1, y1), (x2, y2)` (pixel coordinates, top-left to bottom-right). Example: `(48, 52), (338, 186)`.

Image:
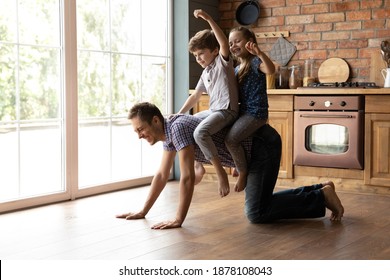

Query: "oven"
(293, 95), (365, 169)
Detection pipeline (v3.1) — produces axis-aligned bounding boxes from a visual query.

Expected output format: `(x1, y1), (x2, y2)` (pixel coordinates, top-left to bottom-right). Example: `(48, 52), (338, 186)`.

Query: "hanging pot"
(235, 1), (260, 25)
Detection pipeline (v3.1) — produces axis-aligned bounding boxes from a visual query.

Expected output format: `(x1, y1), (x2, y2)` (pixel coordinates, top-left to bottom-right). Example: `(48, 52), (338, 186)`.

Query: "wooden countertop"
(268, 88), (390, 95)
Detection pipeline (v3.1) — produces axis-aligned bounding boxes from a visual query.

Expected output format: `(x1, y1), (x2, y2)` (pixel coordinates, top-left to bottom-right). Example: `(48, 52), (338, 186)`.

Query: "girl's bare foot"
(322, 185), (344, 221)
(234, 172), (247, 192)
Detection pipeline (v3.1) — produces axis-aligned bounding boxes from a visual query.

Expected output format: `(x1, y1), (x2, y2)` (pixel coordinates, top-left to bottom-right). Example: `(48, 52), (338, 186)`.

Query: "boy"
(177, 9), (238, 197)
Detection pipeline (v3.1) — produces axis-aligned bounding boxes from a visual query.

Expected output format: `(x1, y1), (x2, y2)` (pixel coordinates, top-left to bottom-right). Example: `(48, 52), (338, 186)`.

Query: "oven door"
(293, 110), (364, 169)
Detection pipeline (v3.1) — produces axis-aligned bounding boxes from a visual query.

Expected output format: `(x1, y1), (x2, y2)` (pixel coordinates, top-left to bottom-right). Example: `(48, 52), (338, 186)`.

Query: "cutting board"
(370, 49), (386, 87)
(318, 58), (350, 83)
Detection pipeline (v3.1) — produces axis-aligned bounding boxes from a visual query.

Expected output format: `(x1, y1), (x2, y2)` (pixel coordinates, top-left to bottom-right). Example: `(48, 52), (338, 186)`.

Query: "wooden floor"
(1, 180), (390, 260)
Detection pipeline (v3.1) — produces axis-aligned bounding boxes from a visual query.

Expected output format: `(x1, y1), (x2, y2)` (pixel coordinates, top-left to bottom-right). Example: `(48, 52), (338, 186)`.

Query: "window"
(0, 0), (171, 211)
(0, 0), (64, 202)
(76, 0), (170, 188)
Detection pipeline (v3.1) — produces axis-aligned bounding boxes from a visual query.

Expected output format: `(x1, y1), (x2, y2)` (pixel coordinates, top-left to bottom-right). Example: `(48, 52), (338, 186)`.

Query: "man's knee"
(244, 197), (270, 224)
(245, 209), (269, 224)
(245, 203), (260, 223)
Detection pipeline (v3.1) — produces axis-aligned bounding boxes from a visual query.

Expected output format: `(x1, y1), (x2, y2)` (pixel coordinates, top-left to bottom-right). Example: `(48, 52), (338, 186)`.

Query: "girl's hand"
(245, 41), (261, 56)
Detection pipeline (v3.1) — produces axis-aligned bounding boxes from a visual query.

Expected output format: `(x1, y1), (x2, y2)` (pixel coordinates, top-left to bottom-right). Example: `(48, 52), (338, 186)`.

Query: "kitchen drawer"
(365, 95), (390, 113)
(268, 95), (294, 112)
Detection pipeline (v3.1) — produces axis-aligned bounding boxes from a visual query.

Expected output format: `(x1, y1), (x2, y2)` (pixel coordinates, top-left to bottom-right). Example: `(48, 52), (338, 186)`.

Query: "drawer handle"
(299, 114), (354, 119)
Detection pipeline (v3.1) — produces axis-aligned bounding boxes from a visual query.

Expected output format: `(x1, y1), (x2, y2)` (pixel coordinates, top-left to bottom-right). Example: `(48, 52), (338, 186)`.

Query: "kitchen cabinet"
(191, 91), (209, 114)
(189, 87), (390, 193)
(364, 95), (390, 187)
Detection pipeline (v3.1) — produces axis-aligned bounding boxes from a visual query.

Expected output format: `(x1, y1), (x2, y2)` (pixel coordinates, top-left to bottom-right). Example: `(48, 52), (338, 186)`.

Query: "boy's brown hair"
(188, 29), (219, 53)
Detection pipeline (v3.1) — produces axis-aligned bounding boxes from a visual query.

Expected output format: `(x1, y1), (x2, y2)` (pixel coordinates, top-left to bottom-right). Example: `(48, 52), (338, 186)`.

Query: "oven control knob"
(309, 101), (315, 106)
(324, 101), (332, 107)
(340, 101), (347, 107)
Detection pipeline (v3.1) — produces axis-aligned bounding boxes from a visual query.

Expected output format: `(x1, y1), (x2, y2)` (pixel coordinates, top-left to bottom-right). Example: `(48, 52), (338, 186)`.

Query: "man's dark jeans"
(245, 124), (326, 223)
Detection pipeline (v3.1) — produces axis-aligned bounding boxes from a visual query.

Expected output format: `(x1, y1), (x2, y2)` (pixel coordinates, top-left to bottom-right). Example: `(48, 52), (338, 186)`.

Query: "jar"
(275, 66), (289, 89)
(289, 65), (302, 89)
(303, 59), (315, 87)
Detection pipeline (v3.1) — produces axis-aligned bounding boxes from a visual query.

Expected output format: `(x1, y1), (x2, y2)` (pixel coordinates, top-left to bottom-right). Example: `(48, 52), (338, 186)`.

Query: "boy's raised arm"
(193, 9), (230, 59)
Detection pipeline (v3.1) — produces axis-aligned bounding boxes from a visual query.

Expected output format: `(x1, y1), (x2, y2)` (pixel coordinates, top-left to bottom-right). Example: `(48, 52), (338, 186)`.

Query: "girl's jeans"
(245, 124), (326, 223)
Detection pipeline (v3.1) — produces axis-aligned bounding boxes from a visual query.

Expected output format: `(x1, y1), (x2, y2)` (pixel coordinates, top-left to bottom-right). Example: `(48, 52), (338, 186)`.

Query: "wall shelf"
(256, 31), (289, 39)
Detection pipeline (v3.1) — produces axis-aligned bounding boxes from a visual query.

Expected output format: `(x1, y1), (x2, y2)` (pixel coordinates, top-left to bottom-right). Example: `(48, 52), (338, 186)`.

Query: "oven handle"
(299, 114), (354, 118)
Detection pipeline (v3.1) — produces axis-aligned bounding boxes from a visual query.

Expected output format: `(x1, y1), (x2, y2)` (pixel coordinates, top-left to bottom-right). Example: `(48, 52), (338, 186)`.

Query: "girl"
(226, 27), (275, 192)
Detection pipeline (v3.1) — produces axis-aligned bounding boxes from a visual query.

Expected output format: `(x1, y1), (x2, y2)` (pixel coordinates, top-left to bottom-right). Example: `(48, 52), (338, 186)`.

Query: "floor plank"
(1, 180), (390, 260)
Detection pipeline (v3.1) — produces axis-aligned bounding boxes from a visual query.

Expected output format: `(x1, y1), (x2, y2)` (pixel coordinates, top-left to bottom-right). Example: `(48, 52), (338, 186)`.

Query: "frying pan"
(236, 1), (260, 25)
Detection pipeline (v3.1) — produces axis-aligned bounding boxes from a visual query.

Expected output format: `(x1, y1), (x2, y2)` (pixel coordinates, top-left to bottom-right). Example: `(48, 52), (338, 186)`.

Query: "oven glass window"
(305, 124), (349, 154)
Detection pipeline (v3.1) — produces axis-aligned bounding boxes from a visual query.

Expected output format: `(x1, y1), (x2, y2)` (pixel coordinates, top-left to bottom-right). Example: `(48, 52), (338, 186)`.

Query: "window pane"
(141, 0), (168, 56)
(111, 0), (141, 53)
(0, 0), (17, 42)
(76, 0), (109, 51)
(78, 122), (111, 186)
(78, 51), (111, 118)
(18, 0), (60, 46)
(19, 123), (63, 196)
(111, 53), (141, 116)
(142, 56), (168, 112)
(19, 46), (61, 120)
(77, 0), (168, 188)
(0, 124), (18, 201)
(0, 44), (16, 121)
(0, 0), (64, 202)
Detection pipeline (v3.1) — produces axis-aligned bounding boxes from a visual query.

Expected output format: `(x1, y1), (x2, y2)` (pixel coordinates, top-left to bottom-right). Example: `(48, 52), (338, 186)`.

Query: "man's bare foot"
(194, 161), (205, 185)
(322, 180), (335, 191)
(234, 172), (247, 192)
(322, 185), (344, 221)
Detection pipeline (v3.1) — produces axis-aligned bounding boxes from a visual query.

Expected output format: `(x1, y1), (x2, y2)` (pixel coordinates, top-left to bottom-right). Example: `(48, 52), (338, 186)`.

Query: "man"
(116, 102), (344, 229)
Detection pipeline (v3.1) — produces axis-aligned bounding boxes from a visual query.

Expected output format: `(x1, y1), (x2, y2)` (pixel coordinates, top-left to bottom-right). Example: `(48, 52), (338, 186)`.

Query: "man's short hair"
(128, 102), (164, 124)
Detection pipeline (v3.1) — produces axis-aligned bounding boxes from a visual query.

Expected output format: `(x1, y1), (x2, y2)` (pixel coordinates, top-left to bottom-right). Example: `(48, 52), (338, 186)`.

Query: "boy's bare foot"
(194, 161), (205, 185)
(217, 172), (230, 197)
(322, 185), (344, 221)
(210, 158), (230, 197)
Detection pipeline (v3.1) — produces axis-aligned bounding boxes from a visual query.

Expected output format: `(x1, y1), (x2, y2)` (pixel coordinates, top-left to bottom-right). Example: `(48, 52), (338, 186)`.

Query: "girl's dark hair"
(128, 102), (164, 124)
(229, 26), (257, 84)
(188, 29), (219, 53)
